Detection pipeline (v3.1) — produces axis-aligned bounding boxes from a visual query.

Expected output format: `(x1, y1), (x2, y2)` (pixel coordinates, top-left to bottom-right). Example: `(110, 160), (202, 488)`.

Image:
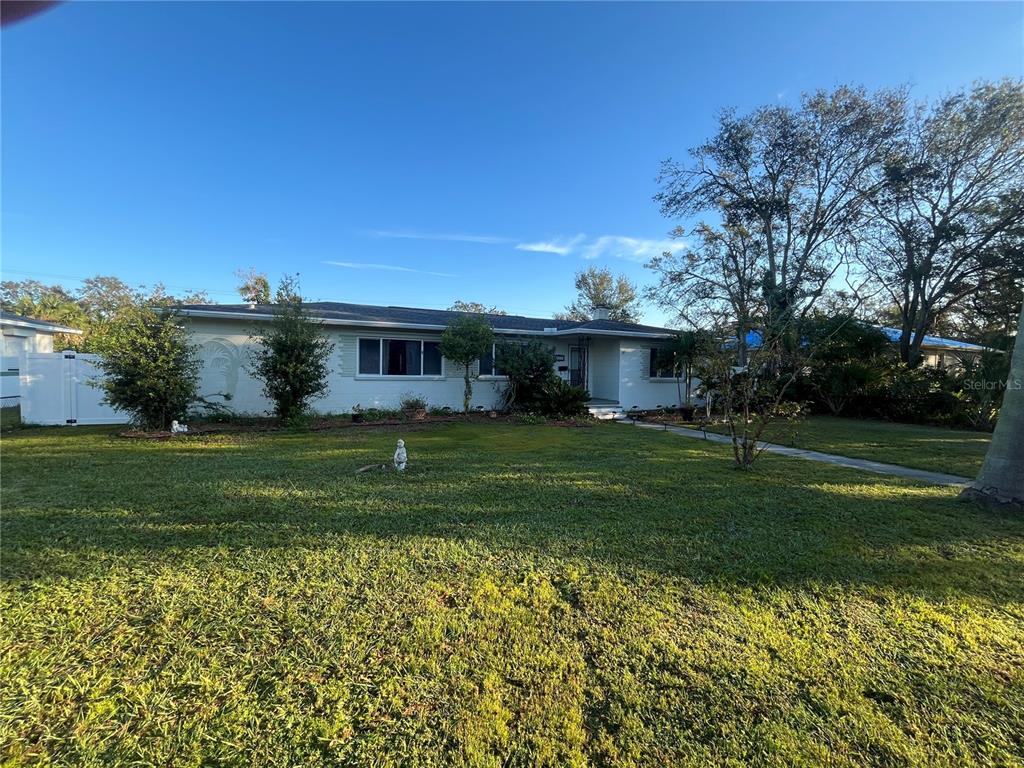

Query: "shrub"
(798, 315), (893, 416)
(498, 340), (558, 411)
(91, 306), (201, 430)
(539, 379), (590, 418)
(873, 365), (964, 425)
(955, 350), (1010, 430)
(249, 295), (335, 422)
(439, 316), (494, 413)
(400, 394), (428, 411)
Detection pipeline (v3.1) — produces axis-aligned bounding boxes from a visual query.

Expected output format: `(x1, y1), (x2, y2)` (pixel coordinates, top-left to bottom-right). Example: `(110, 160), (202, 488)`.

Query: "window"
(423, 341), (442, 376)
(649, 347), (675, 378)
(358, 338), (443, 376)
(479, 343), (505, 377)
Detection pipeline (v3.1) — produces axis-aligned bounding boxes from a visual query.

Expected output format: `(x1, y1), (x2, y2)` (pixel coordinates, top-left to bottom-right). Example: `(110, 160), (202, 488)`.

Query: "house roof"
(877, 327), (988, 353)
(741, 325), (991, 353)
(0, 310), (83, 335)
(176, 302), (675, 338)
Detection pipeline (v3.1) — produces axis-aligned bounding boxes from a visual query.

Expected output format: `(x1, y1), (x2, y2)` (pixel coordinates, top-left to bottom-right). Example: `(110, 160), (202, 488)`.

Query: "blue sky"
(2, 2), (1021, 324)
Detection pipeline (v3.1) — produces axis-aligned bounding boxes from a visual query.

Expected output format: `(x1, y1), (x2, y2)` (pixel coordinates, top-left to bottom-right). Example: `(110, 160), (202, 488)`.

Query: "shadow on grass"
(2, 424), (1022, 603)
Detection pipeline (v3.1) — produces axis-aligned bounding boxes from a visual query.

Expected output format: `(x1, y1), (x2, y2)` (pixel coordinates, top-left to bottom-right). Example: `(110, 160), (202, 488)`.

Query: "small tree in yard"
(439, 315), (494, 413)
(92, 306), (201, 430)
(250, 285), (334, 422)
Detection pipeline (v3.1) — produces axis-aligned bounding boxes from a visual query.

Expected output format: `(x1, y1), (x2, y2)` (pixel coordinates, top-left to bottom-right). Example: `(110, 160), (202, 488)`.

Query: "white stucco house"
(179, 302), (693, 417)
(1, 310), (83, 405)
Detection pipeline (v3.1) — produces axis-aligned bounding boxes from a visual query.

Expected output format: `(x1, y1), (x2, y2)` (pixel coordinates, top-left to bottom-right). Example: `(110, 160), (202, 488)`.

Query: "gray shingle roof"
(177, 302), (674, 337)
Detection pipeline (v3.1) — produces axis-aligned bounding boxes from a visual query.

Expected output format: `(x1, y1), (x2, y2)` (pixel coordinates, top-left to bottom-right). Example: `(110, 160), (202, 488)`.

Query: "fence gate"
(20, 351), (128, 426)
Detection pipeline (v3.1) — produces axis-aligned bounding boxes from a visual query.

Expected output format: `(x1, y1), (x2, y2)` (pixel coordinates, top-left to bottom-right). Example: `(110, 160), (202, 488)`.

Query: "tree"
(647, 223), (762, 366)
(663, 330), (714, 407)
(91, 306), (201, 430)
(236, 268), (272, 304)
(556, 267), (642, 323)
(449, 300), (507, 315)
(0, 275), (206, 352)
(857, 80), (1024, 366)
(274, 273), (303, 305)
(650, 86), (905, 468)
(962, 303), (1024, 507)
(655, 86), (903, 335)
(78, 276), (140, 322)
(439, 315), (494, 413)
(249, 286), (334, 422)
(497, 340), (557, 411)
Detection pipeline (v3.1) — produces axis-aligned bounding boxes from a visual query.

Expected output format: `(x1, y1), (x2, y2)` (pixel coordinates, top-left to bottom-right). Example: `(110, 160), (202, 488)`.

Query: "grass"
(2, 421), (1022, 766)
(0, 405), (21, 431)
(695, 415), (991, 478)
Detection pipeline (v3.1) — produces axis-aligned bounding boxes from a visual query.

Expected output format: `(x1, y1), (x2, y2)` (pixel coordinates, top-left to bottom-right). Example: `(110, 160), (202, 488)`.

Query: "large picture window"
(358, 338), (443, 376)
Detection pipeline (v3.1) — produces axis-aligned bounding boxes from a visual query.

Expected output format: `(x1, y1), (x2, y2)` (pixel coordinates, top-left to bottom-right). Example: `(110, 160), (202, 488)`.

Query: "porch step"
(587, 402), (625, 420)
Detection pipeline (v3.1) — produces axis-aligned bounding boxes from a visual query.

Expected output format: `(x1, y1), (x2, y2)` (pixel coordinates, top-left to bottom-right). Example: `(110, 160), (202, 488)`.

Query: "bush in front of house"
(91, 306), (201, 431)
(249, 286), (335, 423)
(498, 340), (558, 412)
(399, 394), (428, 411)
(538, 378), (590, 419)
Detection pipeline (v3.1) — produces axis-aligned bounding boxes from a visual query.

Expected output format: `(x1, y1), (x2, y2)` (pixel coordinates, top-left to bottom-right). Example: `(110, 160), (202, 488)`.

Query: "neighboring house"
(0, 311), (83, 404)
(877, 327), (990, 369)
(179, 302), (692, 417)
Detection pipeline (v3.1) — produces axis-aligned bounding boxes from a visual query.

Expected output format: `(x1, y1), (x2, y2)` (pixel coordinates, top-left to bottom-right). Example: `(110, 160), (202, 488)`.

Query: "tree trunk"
(463, 366), (472, 413)
(962, 304), (1024, 508)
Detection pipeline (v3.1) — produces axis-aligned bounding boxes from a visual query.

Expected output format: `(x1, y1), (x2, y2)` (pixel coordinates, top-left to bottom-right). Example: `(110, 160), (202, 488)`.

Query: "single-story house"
(877, 327), (989, 369)
(0, 310), (83, 404)
(179, 302), (694, 417)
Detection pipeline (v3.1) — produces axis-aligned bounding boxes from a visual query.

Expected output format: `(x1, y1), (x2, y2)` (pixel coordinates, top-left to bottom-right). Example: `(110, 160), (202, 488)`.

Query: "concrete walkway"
(621, 418), (972, 487)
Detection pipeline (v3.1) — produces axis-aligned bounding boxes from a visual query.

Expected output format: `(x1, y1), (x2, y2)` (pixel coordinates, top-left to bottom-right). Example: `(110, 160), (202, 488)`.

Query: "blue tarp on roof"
(877, 327), (987, 352)
(740, 326), (987, 352)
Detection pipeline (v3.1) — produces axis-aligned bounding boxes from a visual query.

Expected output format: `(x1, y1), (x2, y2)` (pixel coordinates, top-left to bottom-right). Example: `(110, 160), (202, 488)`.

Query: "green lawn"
(703, 416), (992, 478)
(2, 422), (1022, 766)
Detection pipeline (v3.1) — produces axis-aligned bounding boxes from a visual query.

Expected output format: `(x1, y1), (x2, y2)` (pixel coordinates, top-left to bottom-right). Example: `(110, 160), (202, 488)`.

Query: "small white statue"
(171, 420), (189, 434)
(393, 439), (407, 471)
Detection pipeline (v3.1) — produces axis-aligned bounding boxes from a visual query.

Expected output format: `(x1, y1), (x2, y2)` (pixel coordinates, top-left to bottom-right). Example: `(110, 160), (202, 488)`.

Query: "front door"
(569, 346), (585, 388)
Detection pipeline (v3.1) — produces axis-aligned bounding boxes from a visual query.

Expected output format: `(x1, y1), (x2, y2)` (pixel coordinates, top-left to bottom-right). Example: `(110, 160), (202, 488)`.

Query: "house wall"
(187, 318), (508, 415)
(1, 325), (57, 403)
(587, 337), (620, 401)
(617, 341), (701, 411)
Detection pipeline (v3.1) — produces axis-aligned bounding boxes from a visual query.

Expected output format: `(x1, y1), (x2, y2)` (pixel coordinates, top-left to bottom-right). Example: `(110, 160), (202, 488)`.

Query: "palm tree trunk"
(962, 304), (1024, 508)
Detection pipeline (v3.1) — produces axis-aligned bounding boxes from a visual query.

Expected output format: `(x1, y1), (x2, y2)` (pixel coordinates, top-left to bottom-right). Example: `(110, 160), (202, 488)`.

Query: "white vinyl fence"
(20, 351), (128, 426)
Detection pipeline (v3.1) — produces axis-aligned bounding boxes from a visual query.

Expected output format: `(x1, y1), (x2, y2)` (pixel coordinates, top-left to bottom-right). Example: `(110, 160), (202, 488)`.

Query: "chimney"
(592, 304), (611, 321)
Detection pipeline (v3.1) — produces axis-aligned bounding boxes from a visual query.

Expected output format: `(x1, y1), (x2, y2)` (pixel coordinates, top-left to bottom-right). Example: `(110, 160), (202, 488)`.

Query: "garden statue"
(393, 439), (407, 471)
(170, 420), (189, 434)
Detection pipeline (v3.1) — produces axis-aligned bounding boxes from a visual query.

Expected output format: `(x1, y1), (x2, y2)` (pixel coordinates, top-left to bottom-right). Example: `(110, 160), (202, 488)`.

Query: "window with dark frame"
(358, 338), (444, 376)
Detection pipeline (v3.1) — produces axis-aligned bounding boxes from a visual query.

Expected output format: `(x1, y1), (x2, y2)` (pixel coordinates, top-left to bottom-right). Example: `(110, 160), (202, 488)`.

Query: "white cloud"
(323, 261), (458, 278)
(365, 229), (512, 245)
(582, 235), (680, 263)
(514, 234), (586, 256)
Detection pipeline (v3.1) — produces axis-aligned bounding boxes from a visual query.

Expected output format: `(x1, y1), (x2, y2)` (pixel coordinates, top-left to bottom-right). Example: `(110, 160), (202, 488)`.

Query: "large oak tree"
(857, 80), (1024, 365)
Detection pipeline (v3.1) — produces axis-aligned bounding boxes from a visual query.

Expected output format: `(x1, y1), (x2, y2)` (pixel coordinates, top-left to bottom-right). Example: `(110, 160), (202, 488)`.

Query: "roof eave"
(177, 308), (673, 338)
(0, 317), (83, 334)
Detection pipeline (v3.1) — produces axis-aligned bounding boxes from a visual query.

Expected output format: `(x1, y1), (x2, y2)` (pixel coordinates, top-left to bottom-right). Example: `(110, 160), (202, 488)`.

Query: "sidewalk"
(621, 419), (972, 487)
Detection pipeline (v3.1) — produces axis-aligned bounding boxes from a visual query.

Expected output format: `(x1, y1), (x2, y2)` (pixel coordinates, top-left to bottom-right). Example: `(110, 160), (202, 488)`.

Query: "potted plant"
(351, 404), (364, 424)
